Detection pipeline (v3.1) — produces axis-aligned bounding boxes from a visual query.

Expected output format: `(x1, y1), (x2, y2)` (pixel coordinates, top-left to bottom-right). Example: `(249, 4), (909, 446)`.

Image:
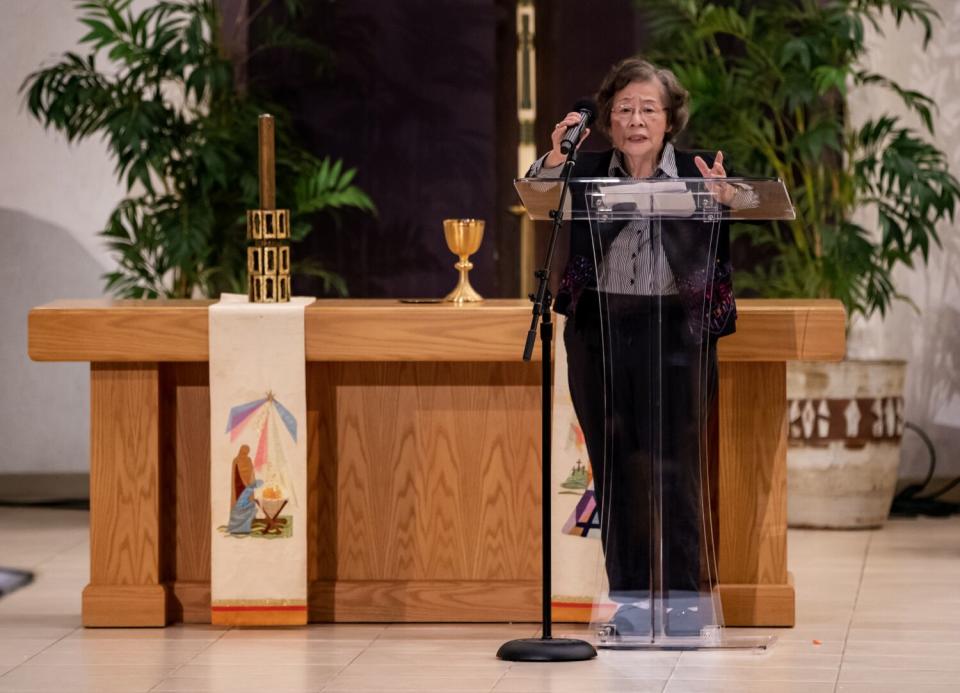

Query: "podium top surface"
(515, 176), (795, 222)
(29, 298), (844, 364)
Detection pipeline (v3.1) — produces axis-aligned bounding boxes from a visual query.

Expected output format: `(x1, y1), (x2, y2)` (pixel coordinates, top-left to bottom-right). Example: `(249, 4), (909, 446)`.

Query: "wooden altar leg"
(82, 363), (168, 627)
(717, 361), (795, 627)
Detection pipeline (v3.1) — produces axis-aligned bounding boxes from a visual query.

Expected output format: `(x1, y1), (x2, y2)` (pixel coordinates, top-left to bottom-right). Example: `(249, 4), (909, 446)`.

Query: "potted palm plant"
(21, 0), (374, 299)
(644, 0), (960, 527)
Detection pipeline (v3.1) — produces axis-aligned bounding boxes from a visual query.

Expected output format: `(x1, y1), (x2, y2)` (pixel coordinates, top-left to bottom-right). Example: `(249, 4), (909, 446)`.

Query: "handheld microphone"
(560, 99), (596, 155)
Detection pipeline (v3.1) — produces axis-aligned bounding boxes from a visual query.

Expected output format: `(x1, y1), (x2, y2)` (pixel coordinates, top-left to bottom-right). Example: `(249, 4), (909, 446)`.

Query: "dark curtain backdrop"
(248, 0), (503, 298)
(534, 0), (644, 157)
(243, 0), (647, 299)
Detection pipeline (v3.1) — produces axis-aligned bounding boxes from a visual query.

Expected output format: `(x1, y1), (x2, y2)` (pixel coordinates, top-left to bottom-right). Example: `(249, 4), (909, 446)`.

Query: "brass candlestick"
(247, 114), (291, 303)
(443, 218), (484, 304)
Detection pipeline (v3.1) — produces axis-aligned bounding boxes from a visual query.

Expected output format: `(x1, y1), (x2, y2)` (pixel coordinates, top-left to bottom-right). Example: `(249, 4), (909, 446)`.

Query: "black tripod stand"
(497, 149), (597, 662)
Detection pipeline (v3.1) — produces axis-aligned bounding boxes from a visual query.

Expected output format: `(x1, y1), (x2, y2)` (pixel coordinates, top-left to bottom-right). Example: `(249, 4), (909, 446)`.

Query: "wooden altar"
(28, 298), (844, 627)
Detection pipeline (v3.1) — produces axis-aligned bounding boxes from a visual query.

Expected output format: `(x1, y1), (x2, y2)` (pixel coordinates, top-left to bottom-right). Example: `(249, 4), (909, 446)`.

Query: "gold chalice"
(443, 218), (484, 304)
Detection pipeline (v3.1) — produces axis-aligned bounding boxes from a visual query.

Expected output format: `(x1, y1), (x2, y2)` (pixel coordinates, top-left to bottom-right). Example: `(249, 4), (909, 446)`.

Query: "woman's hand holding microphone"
(544, 111), (592, 168)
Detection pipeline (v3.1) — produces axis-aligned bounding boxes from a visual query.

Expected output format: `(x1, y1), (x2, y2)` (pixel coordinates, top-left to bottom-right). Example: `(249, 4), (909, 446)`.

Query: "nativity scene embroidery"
(218, 391), (298, 539)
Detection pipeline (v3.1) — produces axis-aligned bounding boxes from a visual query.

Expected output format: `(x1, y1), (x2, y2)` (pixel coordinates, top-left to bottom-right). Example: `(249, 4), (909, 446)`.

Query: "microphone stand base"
(497, 637), (597, 662)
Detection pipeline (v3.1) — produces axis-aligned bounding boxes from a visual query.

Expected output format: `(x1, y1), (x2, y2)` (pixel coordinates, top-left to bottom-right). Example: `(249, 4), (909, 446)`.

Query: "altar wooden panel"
(717, 361), (793, 626)
(83, 363), (167, 627)
(308, 362), (542, 621)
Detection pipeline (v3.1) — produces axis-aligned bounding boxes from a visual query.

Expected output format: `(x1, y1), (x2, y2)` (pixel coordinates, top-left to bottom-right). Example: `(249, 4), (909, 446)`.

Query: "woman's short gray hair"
(595, 57), (689, 142)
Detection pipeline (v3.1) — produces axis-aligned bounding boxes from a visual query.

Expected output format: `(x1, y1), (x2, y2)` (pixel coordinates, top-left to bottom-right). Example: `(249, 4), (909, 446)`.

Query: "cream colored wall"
(1, 3), (130, 269)
(0, 4), (144, 475)
(847, 1), (960, 480)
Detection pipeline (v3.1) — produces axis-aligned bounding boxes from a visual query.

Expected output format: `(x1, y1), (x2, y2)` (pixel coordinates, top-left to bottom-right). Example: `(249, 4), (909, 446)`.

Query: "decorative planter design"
(786, 360), (906, 529)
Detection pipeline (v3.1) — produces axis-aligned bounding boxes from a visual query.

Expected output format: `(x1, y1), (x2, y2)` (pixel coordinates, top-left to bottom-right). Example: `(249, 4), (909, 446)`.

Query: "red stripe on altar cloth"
(211, 605), (307, 612)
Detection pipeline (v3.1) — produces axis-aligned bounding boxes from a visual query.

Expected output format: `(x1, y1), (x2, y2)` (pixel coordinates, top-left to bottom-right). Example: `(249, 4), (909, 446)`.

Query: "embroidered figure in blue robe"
(228, 479), (263, 534)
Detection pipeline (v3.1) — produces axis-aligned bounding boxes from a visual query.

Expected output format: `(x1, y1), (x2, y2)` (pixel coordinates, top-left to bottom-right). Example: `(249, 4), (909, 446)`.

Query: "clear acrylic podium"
(515, 176), (795, 651)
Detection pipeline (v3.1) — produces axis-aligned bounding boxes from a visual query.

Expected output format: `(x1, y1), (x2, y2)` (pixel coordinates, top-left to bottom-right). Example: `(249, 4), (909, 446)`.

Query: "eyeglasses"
(613, 104), (668, 122)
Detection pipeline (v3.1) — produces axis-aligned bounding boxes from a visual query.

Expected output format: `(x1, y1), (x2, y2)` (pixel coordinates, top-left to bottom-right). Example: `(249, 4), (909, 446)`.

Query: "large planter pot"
(786, 360), (906, 529)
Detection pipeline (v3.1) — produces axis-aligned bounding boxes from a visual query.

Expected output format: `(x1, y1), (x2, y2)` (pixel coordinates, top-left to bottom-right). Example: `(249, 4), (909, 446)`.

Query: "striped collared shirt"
(528, 144), (679, 295)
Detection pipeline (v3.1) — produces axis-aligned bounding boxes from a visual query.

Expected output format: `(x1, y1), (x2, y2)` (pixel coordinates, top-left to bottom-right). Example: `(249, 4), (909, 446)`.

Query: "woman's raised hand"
(694, 151), (736, 205)
(544, 112), (591, 168)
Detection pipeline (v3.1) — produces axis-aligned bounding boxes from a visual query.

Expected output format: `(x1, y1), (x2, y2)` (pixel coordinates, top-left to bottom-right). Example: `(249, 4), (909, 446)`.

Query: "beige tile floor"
(0, 507), (958, 692)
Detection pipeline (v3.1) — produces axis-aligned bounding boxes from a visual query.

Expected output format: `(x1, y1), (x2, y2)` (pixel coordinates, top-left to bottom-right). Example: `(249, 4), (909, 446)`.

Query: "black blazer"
(553, 148), (737, 344)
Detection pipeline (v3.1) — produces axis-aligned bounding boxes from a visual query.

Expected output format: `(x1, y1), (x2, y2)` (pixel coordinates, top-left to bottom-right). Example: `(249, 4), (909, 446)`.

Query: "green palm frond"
(295, 158), (377, 216)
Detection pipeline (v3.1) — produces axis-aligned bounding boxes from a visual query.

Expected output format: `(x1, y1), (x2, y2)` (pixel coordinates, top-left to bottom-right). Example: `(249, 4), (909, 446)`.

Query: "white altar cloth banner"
(209, 294), (314, 625)
(551, 314), (606, 623)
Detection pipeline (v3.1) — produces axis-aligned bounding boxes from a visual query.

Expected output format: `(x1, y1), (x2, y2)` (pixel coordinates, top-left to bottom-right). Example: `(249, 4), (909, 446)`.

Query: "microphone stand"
(497, 146), (597, 662)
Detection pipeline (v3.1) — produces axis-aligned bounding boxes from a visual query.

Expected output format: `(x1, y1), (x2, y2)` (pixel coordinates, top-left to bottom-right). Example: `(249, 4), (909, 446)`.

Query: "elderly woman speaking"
(529, 57), (741, 640)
